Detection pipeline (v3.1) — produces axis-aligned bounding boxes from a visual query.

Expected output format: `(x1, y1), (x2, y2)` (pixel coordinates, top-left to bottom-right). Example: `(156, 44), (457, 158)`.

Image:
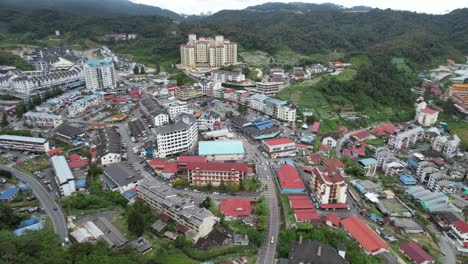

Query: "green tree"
(133, 65), (139, 75)
(176, 75), (184, 86)
(15, 102), (26, 118)
(1, 113), (8, 128)
(0, 203), (22, 229)
(127, 202), (147, 236)
(140, 66), (145, 74)
(219, 179), (226, 191)
(156, 63), (161, 74)
(200, 196), (212, 209)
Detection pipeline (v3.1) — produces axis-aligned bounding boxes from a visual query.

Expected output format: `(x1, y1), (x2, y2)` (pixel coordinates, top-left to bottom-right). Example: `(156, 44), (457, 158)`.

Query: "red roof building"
(263, 137), (293, 146)
(220, 198), (254, 219)
(309, 166), (348, 206)
(308, 154), (322, 164)
(262, 138), (296, 158)
(277, 164), (305, 192)
(148, 160), (167, 170)
(295, 209), (321, 223)
(311, 121), (321, 133)
(288, 195), (314, 210)
(399, 242), (434, 264)
(373, 123), (399, 137)
(177, 156), (207, 164)
(161, 162), (178, 174)
(337, 125), (348, 132)
(341, 216), (389, 255)
(186, 162), (252, 187)
(325, 213), (341, 227)
(352, 130), (372, 141)
(47, 147), (63, 156)
(420, 108), (438, 115)
(321, 158), (345, 170)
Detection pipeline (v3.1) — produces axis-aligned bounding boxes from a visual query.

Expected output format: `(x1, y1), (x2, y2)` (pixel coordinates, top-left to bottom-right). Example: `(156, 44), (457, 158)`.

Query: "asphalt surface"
(0, 164), (68, 240)
(241, 138), (280, 264)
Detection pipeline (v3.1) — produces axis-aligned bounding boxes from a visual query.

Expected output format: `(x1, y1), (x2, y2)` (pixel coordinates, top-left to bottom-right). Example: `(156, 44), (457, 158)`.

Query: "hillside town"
(0, 32), (467, 264)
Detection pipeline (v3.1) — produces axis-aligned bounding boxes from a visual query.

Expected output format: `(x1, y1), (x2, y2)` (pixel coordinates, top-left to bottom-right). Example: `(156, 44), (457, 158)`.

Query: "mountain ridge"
(0, 0), (181, 19)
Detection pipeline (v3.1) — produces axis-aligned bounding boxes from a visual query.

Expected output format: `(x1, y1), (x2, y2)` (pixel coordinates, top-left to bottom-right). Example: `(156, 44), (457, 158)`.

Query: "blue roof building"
(406, 158), (418, 169)
(0, 187), (19, 201)
(400, 174), (417, 185)
(300, 136), (314, 144)
(255, 120), (273, 130)
(18, 217), (40, 228)
(75, 179), (87, 189)
(198, 140), (245, 161)
(14, 222), (43, 236)
(86, 59), (113, 68)
(123, 190), (138, 200)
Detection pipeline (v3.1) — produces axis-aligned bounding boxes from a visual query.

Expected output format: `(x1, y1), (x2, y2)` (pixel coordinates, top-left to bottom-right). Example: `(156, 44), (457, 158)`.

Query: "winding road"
(0, 164), (68, 240)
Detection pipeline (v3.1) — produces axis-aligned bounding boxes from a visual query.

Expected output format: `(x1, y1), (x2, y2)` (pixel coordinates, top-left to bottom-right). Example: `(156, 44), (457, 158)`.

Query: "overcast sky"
(131, 0), (468, 15)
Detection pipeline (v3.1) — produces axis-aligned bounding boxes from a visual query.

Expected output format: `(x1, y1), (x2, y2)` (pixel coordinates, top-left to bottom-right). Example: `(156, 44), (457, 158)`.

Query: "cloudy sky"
(131, 0), (468, 15)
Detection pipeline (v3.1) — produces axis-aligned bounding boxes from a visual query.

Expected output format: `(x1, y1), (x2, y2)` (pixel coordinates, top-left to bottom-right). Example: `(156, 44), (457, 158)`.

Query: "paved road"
(427, 224), (457, 264)
(240, 138), (280, 264)
(0, 164), (68, 240)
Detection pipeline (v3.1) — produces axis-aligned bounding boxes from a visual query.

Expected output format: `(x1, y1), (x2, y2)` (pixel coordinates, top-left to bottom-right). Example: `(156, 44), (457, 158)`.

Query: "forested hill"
(245, 2), (373, 12)
(197, 8), (468, 68)
(0, 0), (181, 19)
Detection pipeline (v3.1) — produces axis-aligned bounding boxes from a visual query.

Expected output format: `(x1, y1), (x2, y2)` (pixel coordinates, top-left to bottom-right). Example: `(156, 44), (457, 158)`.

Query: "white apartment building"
(277, 103), (297, 122)
(358, 158), (378, 177)
(157, 98), (190, 120)
(197, 110), (221, 131)
(309, 166), (348, 205)
(0, 66), (84, 99)
(211, 70), (245, 83)
(415, 98), (439, 126)
(96, 127), (122, 166)
(248, 93), (269, 112)
(449, 221), (468, 253)
(51, 155), (76, 197)
(154, 113), (198, 158)
(249, 81), (283, 96)
(67, 93), (103, 118)
(23, 112), (63, 128)
(138, 180), (216, 242)
(388, 126), (424, 150)
(139, 97), (169, 127)
(432, 135), (460, 158)
(0, 135), (50, 153)
(83, 59), (116, 91)
(180, 34), (237, 70)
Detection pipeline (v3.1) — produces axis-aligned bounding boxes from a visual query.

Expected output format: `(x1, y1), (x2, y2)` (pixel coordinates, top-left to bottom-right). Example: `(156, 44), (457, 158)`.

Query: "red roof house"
(311, 121), (321, 133)
(148, 160), (167, 170)
(220, 198), (254, 219)
(288, 195), (314, 210)
(452, 221), (468, 234)
(277, 164), (305, 192)
(373, 123), (399, 137)
(295, 209), (321, 223)
(47, 147), (63, 156)
(308, 154), (322, 164)
(263, 137), (293, 147)
(399, 242), (434, 264)
(177, 156), (207, 164)
(420, 108), (438, 115)
(325, 213), (341, 227)
(337, 125), (348, 132)
(341, 216), (389, 255)
(351, 130), (372, 141)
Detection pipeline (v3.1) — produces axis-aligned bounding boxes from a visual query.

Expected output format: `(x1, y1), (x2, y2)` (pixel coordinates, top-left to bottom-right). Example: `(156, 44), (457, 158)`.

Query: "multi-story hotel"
(67, 93), (104, 118)
(23, 112), (64, 129)
(83, 59), (116, 91)
(137, 180), (216, 242)
(180, 34), (237, 70)
(248, 81), (283, 96)
(0, 135), (50, 153)
(0, 66), (84, 99)
(447, 83), (468, 115)
(211, 70), (245, 83)
(388, 126), (424, 150)
(186, 162), (253, 187)
(154, 113), (198, 158)
(262, 137), (296, 158)
(308, 166), (348, 206)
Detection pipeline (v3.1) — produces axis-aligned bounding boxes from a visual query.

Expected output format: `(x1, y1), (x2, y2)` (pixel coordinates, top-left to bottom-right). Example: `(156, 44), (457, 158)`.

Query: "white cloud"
(131, 0), (468, 15)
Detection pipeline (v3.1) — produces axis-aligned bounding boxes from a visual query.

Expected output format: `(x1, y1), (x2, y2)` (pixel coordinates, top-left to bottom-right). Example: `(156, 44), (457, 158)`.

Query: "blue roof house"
(400, 174), (417, 185)
(0, 187), (19, 202)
